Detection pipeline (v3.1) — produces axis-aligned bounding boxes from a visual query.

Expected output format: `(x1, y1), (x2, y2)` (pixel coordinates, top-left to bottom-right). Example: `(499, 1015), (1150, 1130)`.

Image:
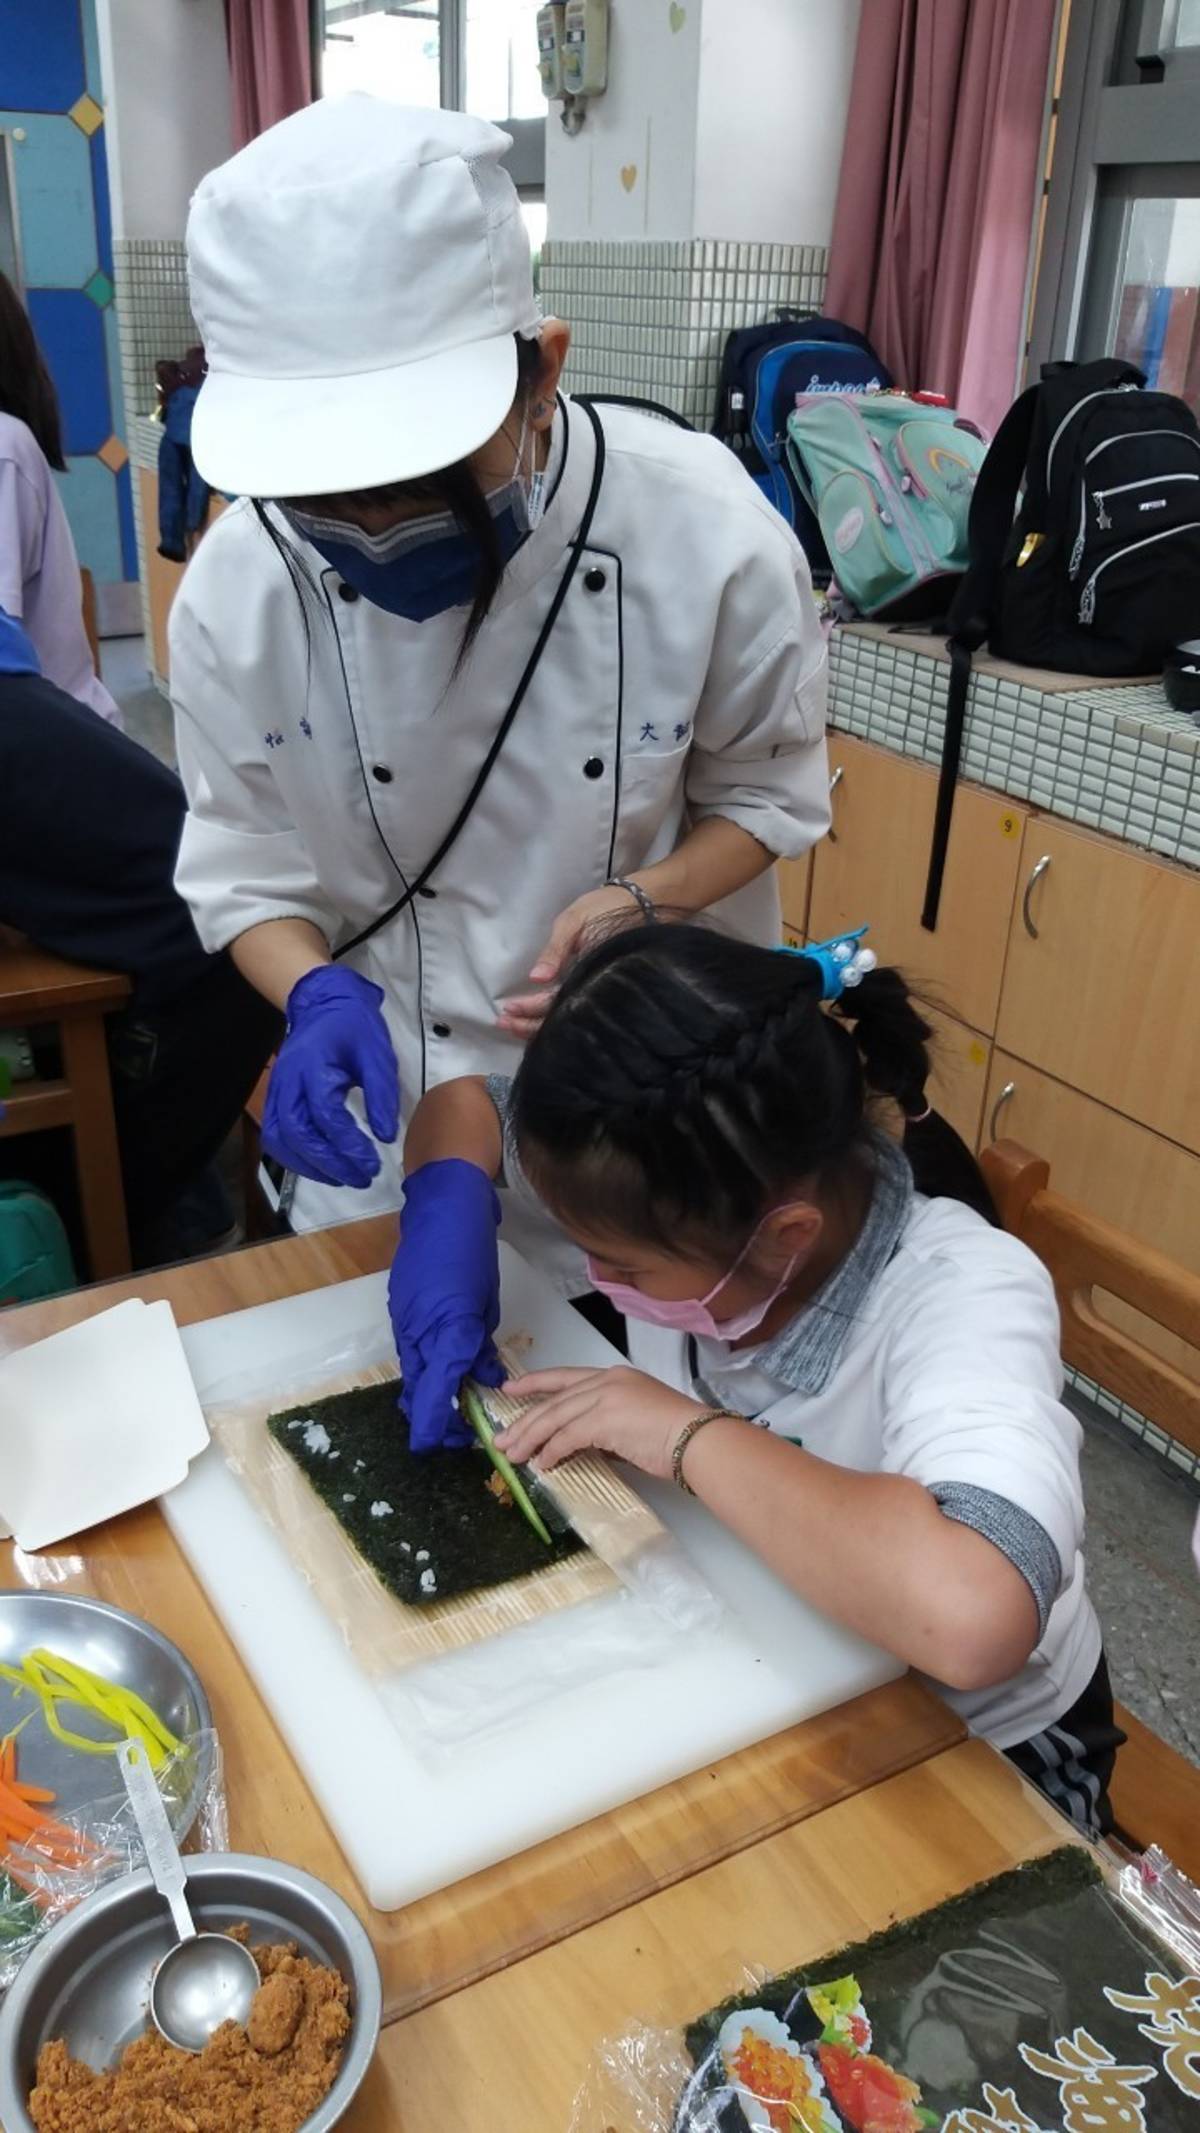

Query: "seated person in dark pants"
(0, 607), (280, 1267)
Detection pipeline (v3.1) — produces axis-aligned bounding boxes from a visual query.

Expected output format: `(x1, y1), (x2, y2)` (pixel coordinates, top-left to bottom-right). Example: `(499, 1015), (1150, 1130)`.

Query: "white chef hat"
(187, 95), (541, 498)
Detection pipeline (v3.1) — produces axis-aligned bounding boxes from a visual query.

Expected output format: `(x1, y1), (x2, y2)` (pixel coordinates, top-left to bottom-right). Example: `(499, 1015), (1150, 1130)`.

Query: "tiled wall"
(541, 237), (828, 427)
(113, 237), (196, 427)
(1, 0), (136, 587)
(829, 630), (1200, 875)
(111, 236), (197, 656)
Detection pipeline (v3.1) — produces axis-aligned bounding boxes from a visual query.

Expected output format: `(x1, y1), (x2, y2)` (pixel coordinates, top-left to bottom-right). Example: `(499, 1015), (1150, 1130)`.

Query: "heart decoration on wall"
(669, 2), (686, 29)
(620, 163), (638, 192)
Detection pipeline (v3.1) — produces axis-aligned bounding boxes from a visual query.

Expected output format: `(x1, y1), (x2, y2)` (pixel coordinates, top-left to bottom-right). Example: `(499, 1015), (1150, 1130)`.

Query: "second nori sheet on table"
(268, 1380), (582, 1606)
(679, 1847), (1198, 2132)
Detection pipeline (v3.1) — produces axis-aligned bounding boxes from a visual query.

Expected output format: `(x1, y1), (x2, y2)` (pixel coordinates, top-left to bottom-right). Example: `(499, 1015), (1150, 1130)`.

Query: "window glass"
(465, 0), (544, 121)
(320, 2), (441, 109)
(1113, 196), (1200, 406)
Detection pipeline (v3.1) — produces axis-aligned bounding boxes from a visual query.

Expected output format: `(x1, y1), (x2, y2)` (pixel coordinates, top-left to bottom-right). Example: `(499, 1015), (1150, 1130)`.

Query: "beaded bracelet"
(671, 1407), (740, 1493)
(606, 875), (656, 925)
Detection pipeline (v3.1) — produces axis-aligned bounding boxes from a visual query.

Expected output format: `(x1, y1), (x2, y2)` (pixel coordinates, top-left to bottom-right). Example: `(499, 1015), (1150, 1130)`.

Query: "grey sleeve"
(931, 1482), (1063, 1636)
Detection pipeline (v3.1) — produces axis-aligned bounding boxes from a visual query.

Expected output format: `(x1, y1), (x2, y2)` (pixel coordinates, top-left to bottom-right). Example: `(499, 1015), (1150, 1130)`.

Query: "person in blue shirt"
(0, 609), (279, 1265)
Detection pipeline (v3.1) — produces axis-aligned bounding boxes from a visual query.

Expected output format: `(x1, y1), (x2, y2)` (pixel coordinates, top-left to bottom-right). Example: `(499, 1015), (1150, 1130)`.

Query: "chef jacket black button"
(371, 764), (393, 783)
(432, 1021), (451, 1038)
(337, 581), (359, 602)
(417, 885), (437, 899)
(584, 567), (606, 592)
(583, 755), (604, 779)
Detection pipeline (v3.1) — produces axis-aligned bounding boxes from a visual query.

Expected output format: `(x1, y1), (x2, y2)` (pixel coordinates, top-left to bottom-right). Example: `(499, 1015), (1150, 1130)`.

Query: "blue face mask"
(298, 488), (532, 621)
(282, 411), (547, 622)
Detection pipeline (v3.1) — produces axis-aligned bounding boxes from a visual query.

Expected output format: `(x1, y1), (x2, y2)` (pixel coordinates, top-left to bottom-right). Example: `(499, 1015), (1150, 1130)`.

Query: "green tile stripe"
(829, 629), (1200, 874)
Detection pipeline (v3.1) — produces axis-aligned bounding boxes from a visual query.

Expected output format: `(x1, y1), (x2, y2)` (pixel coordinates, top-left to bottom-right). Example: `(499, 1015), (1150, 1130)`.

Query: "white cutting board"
(163, 1249), (901, 1910)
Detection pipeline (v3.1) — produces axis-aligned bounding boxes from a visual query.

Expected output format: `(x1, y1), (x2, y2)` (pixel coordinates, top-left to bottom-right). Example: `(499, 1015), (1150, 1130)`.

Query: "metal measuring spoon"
(119, 1739), (260, 2052)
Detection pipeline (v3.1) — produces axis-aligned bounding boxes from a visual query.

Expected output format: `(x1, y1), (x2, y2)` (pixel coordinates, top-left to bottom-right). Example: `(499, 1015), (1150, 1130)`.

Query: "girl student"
(0, 273), (120, 724)
(391, 920), (1121, 1834)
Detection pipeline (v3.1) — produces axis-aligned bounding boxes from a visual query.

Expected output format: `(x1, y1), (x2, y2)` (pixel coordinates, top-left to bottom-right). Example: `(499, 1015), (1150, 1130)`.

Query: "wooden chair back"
(980, 1140), (1200, 1459)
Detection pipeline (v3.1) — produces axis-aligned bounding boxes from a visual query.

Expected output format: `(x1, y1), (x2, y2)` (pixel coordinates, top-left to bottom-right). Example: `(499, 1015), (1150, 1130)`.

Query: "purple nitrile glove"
(389, 1158), (505, 1453)
(261, 965), (400, 1190)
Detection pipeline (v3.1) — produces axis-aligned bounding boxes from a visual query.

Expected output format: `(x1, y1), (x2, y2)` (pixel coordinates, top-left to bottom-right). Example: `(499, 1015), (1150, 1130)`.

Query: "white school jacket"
(170, 398), (830, 1261)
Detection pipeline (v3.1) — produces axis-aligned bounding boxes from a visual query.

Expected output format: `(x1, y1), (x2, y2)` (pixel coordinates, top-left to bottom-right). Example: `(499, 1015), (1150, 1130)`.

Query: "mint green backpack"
(0, 1182), (76, 1304)
(785, 394), (986, 619)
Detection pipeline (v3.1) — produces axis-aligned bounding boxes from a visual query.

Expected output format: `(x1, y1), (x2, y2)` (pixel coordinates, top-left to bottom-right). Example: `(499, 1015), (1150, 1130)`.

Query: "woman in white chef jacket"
(171, 97), (830, 1408)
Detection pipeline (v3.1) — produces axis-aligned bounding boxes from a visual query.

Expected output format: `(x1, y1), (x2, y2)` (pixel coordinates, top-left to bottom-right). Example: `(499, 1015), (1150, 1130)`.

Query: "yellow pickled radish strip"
(25, 1656), (169, 1771)
(30, 1655), (182, 1764)
(0, 1650), (184, 1770)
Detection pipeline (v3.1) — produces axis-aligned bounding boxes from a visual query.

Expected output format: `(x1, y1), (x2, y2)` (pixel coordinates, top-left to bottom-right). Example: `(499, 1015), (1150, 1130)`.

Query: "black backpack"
(922, 358), (1200, 927)
(712, 313), (892, 575)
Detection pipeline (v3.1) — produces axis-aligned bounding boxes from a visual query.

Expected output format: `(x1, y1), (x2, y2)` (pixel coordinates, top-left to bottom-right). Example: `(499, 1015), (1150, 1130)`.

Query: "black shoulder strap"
(334, 399), (608, 962)
(576, 391), (692, 431)
(921, 383), (1040, 931)
(945, 382), (1040, 643)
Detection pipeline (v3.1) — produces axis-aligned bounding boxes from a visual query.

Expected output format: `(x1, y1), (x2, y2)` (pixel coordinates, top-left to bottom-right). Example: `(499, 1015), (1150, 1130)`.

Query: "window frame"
(314, 0), (546, 192)
(1030, 0), (1200, 374)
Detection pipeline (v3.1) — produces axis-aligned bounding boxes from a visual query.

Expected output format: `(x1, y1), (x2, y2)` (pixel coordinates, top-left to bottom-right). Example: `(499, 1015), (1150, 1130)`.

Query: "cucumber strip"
(460, 1382), (553, 1547)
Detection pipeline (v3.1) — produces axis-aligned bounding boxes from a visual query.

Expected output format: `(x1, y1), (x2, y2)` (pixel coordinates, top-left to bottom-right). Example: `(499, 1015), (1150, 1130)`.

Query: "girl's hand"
(498, 1365), (706, 1481)
(495, 885), (643, 1039)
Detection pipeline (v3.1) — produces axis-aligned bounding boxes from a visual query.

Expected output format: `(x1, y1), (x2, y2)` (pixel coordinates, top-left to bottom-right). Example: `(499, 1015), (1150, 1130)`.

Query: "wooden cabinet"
(984, 1053), (1200, 1383)
(924, 1009), (992, 1151)
(778, 853), (812, 937)
(996, 820), (1200, 1158)
(810, 736), (1027, 1034)
(791, 723), (1199, 1411)
(137, 465), (226, 684)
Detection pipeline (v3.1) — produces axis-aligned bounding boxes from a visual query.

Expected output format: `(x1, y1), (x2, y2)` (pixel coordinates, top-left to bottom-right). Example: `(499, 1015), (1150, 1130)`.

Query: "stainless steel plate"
(0, 1853), (383, 2133)
(0, 1591), (213, 1843)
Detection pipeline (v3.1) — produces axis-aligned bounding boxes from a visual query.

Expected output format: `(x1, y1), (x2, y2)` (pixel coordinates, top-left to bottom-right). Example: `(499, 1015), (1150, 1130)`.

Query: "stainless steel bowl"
(0, 1853), (383, 2133)
(0, 1590), (214, 1841)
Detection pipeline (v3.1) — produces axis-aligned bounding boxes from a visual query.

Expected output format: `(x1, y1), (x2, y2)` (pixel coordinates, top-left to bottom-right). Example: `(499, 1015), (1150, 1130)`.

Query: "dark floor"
(102, 635), (1200, 1766)
(1073, 1395), (1200, 1765)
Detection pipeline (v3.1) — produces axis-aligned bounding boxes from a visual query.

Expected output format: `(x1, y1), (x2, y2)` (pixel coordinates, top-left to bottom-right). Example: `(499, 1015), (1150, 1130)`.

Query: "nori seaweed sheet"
(680, 1846), (1196, 2132)
(268, 1381), (583, 1606)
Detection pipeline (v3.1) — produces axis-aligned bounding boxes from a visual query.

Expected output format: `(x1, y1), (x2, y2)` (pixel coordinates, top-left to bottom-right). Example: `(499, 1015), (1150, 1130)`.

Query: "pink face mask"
(586, 1210), (801, 1342)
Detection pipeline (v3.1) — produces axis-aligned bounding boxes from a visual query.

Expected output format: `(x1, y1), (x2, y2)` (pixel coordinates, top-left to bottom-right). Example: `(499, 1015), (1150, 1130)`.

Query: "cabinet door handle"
(1022, 855), (1051, 939)
(989, 1081), (1016, 1142)
(828, 765), (843, 842)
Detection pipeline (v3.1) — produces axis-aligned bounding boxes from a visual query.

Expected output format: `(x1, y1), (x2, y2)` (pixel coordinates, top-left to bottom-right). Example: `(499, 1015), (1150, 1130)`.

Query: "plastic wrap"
(1117, 1844), (1200, 1971)
(204, 1322), (721, 1736)
(568, 1845), (1200, 2132)
(0, 1724), (226, 1992)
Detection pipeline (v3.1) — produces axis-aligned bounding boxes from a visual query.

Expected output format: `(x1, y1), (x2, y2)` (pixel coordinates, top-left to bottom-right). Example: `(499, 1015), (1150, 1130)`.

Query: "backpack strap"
(920, 383), (1040, 931)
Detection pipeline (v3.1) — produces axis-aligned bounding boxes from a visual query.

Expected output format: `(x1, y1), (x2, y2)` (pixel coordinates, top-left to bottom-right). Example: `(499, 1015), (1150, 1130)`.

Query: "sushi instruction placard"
(677, 1850), (1197, 2132)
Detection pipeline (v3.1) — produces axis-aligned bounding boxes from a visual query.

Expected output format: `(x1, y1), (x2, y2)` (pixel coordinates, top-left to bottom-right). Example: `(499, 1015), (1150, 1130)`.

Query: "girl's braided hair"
(511, 920), (995, 1256)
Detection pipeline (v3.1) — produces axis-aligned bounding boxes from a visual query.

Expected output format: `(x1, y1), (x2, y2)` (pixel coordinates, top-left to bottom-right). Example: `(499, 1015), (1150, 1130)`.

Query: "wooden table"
(0, 943), (131, 1279)
(349, 1740), (1075, 2131)
(0, 1220), (963, 2026)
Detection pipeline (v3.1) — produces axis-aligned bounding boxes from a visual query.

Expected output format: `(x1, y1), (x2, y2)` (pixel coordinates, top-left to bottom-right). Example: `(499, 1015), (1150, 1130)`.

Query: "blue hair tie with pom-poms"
(779, 925), (877, 1002)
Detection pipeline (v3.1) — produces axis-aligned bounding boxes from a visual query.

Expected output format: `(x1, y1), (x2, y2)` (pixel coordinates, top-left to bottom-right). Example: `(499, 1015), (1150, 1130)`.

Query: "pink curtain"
(823, 0), (1057, 436)
(224, 0), (314, 150)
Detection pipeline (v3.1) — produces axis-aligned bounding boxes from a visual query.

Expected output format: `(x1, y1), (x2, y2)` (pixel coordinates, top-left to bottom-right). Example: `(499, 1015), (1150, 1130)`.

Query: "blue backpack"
(712, 315), (892, 573)
(785, 394), (987, 620)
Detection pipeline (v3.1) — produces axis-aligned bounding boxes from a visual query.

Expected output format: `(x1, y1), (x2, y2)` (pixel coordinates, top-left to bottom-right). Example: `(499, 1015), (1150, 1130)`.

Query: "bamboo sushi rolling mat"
(208, 1364), (668, 1675)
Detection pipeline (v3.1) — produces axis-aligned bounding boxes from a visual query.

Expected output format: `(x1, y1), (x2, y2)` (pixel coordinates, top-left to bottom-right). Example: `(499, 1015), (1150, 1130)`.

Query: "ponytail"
(512, 920), (997, 1252)
(831, 965), (930, 1117)
(834, 971), (996, 1221)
